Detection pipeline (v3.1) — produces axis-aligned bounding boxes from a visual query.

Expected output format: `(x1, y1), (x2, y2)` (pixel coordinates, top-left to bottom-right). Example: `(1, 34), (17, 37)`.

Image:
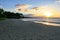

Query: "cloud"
(15, 4), (56, 16)
(56, 0), (60, 2)
(16, 4), (31, 9)
(15, 4), (47, 14)
(15, 4), (60, 17)
(15, 4), (41, 14)
(15, 4), (32, 12)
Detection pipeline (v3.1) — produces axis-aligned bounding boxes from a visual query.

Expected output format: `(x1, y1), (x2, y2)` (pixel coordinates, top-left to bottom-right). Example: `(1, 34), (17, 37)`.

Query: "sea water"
(21, 18), (60, 26)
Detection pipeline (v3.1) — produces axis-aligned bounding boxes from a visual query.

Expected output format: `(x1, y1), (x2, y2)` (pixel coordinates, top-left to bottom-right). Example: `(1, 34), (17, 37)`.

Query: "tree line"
(0, 8), (24, 19)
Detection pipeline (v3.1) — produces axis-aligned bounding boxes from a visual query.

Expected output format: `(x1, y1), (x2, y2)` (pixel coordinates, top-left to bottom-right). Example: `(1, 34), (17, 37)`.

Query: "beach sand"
(0, 19), (60, 40)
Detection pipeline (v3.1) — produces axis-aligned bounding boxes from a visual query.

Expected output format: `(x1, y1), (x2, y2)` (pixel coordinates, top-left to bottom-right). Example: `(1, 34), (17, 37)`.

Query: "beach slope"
(0, 19), (60, 40)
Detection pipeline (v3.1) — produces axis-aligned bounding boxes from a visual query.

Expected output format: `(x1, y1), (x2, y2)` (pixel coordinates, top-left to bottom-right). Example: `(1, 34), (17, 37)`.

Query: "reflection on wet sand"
(34, 21), (60, 26)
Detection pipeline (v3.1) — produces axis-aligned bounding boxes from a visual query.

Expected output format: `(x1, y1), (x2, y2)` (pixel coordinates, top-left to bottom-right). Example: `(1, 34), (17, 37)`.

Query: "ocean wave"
(21, 18), (60, 26)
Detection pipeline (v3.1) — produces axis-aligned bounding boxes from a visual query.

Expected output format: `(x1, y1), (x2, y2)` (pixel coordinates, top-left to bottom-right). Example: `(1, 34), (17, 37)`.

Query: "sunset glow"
(44, 11), (52, 17)
(0, 0), (60, 17)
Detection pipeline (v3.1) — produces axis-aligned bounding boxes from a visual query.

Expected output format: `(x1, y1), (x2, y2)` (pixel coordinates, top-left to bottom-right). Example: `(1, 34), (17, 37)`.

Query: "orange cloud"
(15, 4), (31, 13)
(15, 4), (60, 17)
(15, 4), (41, 14)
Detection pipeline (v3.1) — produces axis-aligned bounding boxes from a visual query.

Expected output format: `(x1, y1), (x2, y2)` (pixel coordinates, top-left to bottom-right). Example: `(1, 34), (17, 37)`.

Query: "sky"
(0, 0), (56, 8)
(0, 0), (60, 17)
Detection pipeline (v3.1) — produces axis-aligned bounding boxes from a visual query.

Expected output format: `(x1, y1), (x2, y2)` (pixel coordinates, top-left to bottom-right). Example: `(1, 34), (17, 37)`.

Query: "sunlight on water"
(21, 18), (60, 26)
(34, 21), (60, 26)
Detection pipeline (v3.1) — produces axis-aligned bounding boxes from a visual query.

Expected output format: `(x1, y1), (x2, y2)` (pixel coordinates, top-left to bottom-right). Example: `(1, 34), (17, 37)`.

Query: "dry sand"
(0, 19), (60, 40)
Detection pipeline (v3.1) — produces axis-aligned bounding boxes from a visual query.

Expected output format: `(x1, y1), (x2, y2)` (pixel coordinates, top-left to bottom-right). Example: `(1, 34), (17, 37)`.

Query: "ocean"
(21, 18), (60, 26)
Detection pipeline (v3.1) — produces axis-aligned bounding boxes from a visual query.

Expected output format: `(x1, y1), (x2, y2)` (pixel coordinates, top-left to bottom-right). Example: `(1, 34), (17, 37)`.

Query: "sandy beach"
(0, 19), (60, 40)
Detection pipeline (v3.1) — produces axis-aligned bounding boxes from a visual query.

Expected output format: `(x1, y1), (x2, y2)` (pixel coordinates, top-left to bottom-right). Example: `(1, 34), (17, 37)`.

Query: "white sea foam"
(34, 21), (60, 26)
(21, 18), (60, 26)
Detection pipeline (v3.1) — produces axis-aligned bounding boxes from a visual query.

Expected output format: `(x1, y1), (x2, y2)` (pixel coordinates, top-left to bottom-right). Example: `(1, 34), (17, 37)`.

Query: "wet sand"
(0, 19), (60, 40)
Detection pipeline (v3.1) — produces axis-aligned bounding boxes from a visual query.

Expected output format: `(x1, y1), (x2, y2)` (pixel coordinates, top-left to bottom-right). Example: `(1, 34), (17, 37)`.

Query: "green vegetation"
(0, 8), (24, 20)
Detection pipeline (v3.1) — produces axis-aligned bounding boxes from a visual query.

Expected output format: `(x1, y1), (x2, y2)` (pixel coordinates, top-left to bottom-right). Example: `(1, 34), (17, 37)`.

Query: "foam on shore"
(34, 21), (60, 26)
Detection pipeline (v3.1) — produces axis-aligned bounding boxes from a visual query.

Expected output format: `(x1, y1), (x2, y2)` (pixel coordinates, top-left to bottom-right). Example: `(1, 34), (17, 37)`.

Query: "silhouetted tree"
(3, 11), (24, 18)
(15, 13), (24, 18)
(0, 8), (4, 13)
(0, 8), (24, 19)
(0, 8), (6, 18)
